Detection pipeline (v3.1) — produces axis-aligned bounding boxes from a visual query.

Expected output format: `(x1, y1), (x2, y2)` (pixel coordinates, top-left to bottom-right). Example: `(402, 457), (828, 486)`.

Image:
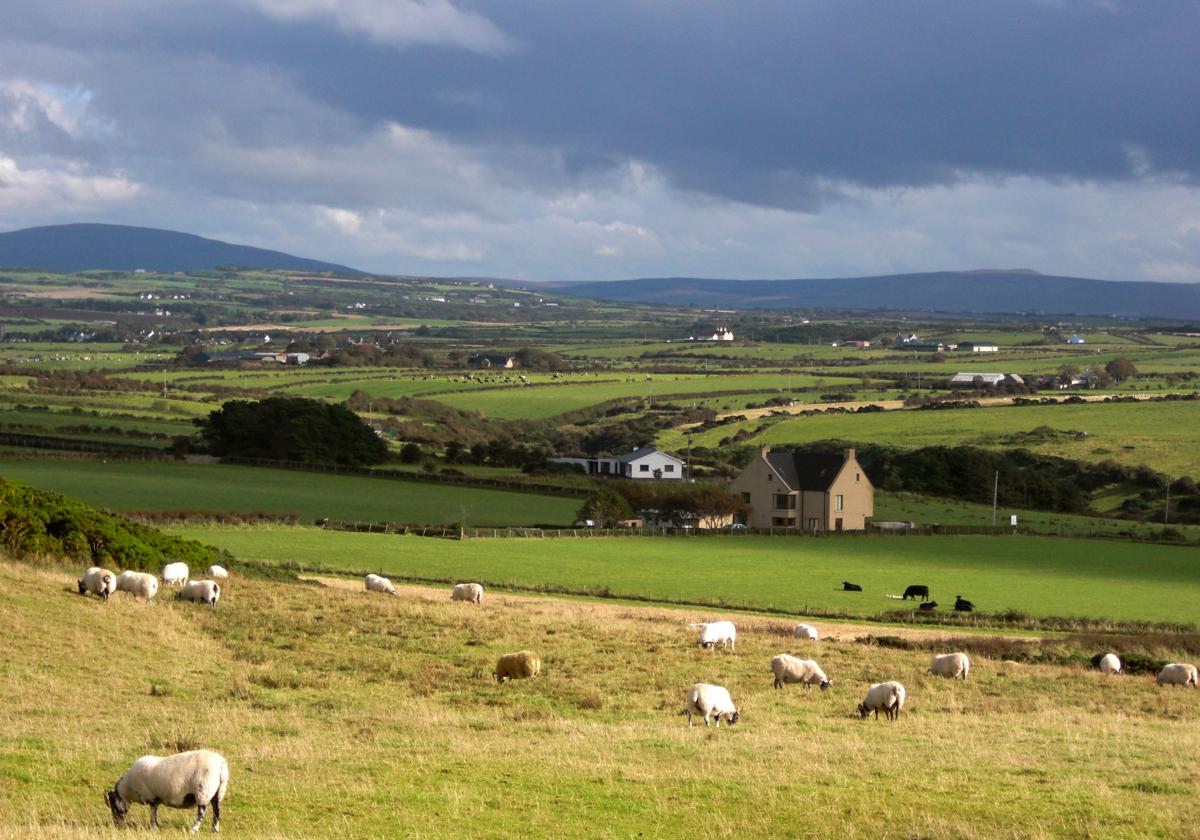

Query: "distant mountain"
(553, 270), (1200, 319)
(0, 223), (361, 274)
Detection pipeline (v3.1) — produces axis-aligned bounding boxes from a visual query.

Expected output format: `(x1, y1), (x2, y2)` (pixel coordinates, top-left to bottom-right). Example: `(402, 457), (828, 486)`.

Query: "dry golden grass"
(2, 562), (1199, 839)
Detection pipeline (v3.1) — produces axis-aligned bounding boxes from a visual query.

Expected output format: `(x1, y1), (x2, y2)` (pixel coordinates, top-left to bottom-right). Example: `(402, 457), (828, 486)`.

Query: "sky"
(0, 1), (1198, 283)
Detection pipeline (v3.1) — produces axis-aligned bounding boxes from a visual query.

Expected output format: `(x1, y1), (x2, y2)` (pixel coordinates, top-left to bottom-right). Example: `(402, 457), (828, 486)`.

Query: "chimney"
(844, 448), (855, 462)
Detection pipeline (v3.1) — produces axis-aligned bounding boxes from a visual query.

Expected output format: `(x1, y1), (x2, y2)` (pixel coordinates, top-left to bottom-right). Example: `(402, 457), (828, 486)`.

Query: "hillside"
(553, 270), (1200, 319)
(0, 223), (360, 274)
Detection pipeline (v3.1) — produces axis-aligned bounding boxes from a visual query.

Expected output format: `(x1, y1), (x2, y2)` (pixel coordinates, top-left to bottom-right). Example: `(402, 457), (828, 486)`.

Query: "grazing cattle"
(902, 585), (929, 601)
(842, 581), (862, 592)
(918, 601), (938, 611)
(954, 595), (975, 612)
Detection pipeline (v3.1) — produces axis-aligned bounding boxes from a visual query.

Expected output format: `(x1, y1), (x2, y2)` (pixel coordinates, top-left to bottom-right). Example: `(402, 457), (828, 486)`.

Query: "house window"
(740, 492), (751, 503)
(856, 473), (860, 482)
(773, 494), (796, 510)
(835, 494), (844, 512)
(835, 517), (843, 531)
(639, 464), (649, 472)
(664, 464), (674, 473)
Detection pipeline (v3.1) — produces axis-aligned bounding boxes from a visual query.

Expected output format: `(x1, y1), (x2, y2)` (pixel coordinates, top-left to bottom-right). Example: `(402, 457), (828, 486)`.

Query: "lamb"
(793, 623), (819, 641)
(77, 566), (117, 602)
(176, 580), (220, 607)
(770, 654), (832, 690)
(690, 620), (736, 650)
(205, 565), (229, 580)
(494, 650), (541, 682)
(161, 562), (189, 586)
(114, 570), (159, 601)
(684, 683), (740, 727)
(918, 601), (938, 611)
(857, 681), (906, 720)
(902, 584), (930, 601)
(450, 582), (484, 605)
(929, 652), (970, 680)
(1156, 663), (1198, 687)
(105, 749), (229, 833)
(1094, 653), (1122, 675)
(364, 573), (397, 596)
(842, 580), (862, 592)
(954, 595), (975, 612)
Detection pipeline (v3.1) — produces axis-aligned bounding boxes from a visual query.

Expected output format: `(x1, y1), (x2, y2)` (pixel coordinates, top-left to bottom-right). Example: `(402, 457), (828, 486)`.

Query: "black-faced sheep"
(770, 654), (831, 690)
(176, 580), (220, 607)
(450, 582), (484, 604)
(1157, 663), (1198, 687)
(929, 652), (970, 680)
(494, 650), (541, 682)
(857, 681), (905, 720)
(77, 567), (117, 602)
(684, 683), (740, 727)
(364, 573), (397, 596)
(105, 749), (229, 833)
(793, 623), (819, 640)
(902, 584), (930, 601)
(114, 570), (159, 601)
(1094, 653), (1121, 675)
(690, 620), (736, 650)
(160, 562), (189, 586)
(205, 565), (229, 580)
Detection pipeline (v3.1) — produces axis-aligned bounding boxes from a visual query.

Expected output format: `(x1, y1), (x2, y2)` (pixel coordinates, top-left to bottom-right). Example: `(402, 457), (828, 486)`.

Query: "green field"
(669, 399), (1200, 475)
(0, 459), (580, 526)
(5, 560), (1200, 838)
(166, 527), (1200, 626)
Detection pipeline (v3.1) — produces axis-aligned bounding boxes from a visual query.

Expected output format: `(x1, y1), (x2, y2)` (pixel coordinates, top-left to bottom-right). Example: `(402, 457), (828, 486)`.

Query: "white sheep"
(205, 565), (229, 580)
(929, 652), (970, 680)
(857, 681), (906, 720)
(105, 749), (229, 833)
(114, 570), (159, 601)
(176, 580), (220, 607)
(450, 582), (484, 605)
(690, 620), (737, 650)
(494, 650), (541, 682)
(1097, 653), (1122, 675)
(793, 623), (819, 641)
(364, 573), (397, 596)
(1157, 663), (1198, 687)
(684, 683), (740, 727)
(161, 562), (189, 586)
(77, 566), (117, 602)
(770, 654), (831, 690)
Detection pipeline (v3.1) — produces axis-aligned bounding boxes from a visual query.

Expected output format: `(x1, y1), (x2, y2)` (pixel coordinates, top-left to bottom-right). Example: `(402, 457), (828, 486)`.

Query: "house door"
(835, 518), (843, 532)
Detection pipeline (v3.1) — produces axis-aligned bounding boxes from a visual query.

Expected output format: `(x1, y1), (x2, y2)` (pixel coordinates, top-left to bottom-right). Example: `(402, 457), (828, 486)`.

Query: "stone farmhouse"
(728, 447), (873, 531)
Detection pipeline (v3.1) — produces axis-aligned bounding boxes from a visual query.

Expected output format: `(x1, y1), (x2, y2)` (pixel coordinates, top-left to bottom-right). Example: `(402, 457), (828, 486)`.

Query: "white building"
(550, 447), (685, 480)
(948, 372), (1024, 387)
(957, 342), (999, 353)
(690, 326), (734, 341)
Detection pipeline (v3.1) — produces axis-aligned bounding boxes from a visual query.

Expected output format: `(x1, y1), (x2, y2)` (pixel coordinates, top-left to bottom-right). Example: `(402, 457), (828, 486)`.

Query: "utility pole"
(686, 433), (693, 483)
(991, 471), (999, 527)
(1164, 482), (1171, 528)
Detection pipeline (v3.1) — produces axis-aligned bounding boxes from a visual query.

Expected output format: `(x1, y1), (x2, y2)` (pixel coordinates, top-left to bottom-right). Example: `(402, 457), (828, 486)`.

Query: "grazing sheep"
(494, 650), (541, 682)
(105, 749), (229, 833)
(690, 620), (737, 650)
(161, 562), (189, 586)
(364, 573), (397, 596)
(450, 582), (484, 605)
(842, 580), (862, 592)
(857, 681), (906, 720)
(1156, 663), (1198, 688)
(77, 566), (117, 602)
(918, 601), (938, 611)
(929, 652), (970, 680)
(205, 565), (229, 580)
(114, 570), (159, 601)
(770, 654), (832, 690)
(176, 580), (220, 607)
(793, 623), (819, 641)
(684, 683), (740, 728)
(1095, 653), (1122, 675)
(902, 584), (930, 601)
(954, 595), (975, 612)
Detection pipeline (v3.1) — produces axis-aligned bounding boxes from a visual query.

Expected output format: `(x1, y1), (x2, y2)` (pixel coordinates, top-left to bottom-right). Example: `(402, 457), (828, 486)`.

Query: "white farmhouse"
(550, 447), (685, 480)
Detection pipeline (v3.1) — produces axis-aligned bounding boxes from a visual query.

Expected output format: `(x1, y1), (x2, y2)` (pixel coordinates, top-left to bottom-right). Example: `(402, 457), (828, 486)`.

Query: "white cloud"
(0, 78), (110, 140)
(0, 154), (140, 212)
(243, 0), (515, 54)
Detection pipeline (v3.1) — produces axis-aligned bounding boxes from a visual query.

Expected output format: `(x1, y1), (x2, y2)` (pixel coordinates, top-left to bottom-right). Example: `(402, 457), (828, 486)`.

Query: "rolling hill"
(0, 223), (361, 274)
(553, 270), (1200, 319)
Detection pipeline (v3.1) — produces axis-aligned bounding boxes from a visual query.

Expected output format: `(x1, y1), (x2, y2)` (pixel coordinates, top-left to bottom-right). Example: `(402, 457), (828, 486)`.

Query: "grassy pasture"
(672, 399), (1200, 475)
(2, 561), (1198, 839)
(0, 459), (580, 526)
(166, 528), (1200, 626)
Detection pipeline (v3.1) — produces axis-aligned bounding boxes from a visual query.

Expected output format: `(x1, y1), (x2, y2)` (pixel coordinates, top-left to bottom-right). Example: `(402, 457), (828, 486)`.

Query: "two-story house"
(728, 447), (873, 531)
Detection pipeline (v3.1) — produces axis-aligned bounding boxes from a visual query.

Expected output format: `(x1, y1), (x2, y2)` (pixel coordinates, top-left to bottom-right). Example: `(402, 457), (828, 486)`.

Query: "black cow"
(902, 585), (930, 601)
(918, 601), (938, 611)
(954, 595), (975, 612)
(842, 580), (863, 592)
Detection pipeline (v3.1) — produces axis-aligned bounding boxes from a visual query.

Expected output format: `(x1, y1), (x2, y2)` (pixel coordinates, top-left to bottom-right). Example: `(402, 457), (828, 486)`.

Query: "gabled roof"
(765, 451), (847, 491)
(614, 446), (681, 464)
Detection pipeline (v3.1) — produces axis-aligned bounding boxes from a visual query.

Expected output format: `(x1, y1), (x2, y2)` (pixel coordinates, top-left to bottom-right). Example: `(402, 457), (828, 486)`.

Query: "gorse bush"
(0, 477), (228, 571)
